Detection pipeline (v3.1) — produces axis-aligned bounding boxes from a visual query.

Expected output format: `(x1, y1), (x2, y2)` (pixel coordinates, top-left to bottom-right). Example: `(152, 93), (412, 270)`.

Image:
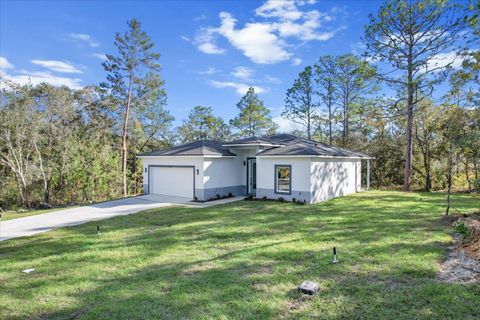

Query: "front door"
(247, 158), (257, 196)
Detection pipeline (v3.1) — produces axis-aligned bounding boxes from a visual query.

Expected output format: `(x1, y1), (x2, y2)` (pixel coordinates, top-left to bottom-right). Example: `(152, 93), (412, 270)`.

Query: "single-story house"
(138, 134), (372, 204)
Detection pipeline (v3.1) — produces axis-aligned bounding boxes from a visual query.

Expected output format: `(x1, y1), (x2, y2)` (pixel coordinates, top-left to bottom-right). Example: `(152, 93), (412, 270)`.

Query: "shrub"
(455, 222), (468, 236)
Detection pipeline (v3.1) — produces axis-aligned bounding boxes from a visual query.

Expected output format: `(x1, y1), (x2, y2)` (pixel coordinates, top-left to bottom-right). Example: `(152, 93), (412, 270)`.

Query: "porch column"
(366, 159), (370, 191)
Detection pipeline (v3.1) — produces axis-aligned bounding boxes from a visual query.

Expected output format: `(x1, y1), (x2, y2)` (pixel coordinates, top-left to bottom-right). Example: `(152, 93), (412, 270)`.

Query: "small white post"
(366, 159), (370, 191)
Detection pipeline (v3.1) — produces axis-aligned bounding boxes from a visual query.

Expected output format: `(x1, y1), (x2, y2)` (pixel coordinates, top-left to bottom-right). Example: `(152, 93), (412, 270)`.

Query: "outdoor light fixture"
(145, 167), (148, 173)
(332, 247), (338, 264)
(243, 161), (246, 166)
(196, 169), (199, 175)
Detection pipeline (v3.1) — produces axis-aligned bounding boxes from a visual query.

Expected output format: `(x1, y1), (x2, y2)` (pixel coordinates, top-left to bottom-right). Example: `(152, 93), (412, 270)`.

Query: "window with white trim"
(275, 165), (291, 194)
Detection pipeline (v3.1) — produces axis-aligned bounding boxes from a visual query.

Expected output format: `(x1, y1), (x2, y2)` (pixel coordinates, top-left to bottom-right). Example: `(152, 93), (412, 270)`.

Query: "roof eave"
(223, 143), (284, 147)
(136, 154), (236, 158)
(257, 154), (373, 159)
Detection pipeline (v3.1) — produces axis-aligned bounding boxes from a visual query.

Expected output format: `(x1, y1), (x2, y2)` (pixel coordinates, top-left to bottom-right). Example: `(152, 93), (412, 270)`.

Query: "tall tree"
(314, 56), (337, 144)
(178, 106), (231, 143)
(230, 87), (277, 138)
(413, 100), (443, 192)
(102, 19), (165, 197)
(363, 0), (467, 191)
(283, 66), (318, 140)
(440, 105), (467, 214)
(334, 54), (377, 147)
(0, 83), (38, 207)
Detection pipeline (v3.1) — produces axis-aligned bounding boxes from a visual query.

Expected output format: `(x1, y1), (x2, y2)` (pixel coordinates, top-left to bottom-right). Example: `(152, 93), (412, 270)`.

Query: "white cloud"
(2, 70), (83, 89)
(92, 53), (107, 61)
(31, 60), (82, 74)
(209, 80), (266, 95)
(194, 14), (208, 21)
(218, 12), (291, 64)
(181, 35), (190, 42)
(198, 42), (225, 54)
(265, 75), (282, 84)
(272, 115), (296, 132)
(256, 0), (304, 21)
(195, 27), (226, 54)
(425, 51), (465, 72)
(198, 67), (219, 75)
(0, 57), (14, 70)
(68, 33), (99, 48)
(231, 66), (255, 80)
(195, 1), (344, 64)
(292, 58), (302, 66)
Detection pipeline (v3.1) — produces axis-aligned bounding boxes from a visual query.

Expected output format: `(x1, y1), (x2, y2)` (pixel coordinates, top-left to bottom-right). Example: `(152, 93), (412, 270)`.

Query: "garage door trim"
(147, 165), (195, 198)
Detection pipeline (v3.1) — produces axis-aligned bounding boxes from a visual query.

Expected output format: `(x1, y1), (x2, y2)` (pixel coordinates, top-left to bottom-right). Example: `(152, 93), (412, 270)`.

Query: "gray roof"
(256, 134), (371, 158)
(138, 140), (236, 157)
(138, 134), (371, 159)
(223, 136), (283, 146)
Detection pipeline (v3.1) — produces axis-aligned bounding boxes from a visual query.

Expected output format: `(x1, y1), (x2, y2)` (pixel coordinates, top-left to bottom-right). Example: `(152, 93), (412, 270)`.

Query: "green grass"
(1, 191), (479, 319)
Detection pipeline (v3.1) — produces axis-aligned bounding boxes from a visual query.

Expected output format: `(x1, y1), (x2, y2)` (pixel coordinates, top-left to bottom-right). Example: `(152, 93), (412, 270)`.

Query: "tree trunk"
(404, 102), (413, 192)
(474, 158), (478, 193)
(307, 109), (311, 140)
(121, 75), (133, 197)
(464, 159), (471, 192)
(424, 156), (431, 192)
(328, 99), (332, 145)
(343, 103), (347, 147)
(446, 142), (454, 215)
(403, 61), (414, 191)
(133, 155), (138, 195)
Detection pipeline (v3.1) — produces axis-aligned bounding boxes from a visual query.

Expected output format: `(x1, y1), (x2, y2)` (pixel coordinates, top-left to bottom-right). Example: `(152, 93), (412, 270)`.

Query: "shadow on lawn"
(1, 191), (479, 319)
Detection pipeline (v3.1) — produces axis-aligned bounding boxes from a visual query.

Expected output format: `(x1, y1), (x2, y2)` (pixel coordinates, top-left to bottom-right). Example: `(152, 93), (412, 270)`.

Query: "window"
(275, 165), (291, 194)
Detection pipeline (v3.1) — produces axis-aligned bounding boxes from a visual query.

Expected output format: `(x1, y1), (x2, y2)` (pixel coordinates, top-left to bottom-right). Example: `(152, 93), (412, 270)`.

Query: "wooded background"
(1, 0), (478, 209)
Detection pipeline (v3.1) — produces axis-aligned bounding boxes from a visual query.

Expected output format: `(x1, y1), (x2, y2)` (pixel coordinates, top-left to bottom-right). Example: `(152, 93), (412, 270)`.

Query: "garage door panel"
(149, 166), (194, 198)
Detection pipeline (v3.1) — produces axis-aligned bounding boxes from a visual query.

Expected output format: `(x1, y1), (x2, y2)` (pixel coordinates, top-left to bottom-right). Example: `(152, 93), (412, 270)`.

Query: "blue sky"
(0, 0), (464, 130)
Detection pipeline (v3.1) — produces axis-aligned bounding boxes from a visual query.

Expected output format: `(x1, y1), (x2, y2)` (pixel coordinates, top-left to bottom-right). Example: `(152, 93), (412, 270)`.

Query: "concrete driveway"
(0, 195), (243, 241)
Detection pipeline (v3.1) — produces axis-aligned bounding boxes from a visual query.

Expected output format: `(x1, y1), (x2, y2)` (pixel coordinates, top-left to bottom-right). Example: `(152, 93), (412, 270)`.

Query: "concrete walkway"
(0, 195), (243, 241)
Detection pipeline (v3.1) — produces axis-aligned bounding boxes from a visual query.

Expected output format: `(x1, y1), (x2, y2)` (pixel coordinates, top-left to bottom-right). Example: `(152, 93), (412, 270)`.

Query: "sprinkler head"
(332, 246), (338, 264)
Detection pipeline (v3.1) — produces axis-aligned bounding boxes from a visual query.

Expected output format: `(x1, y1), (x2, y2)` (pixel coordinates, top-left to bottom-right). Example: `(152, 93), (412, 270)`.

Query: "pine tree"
(102, 19), (165, 196)
(230, 87), (277, 138)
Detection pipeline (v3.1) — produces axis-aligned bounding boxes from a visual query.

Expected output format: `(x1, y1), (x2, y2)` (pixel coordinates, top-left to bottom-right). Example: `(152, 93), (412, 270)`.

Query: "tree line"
(1, 0), (478, 209)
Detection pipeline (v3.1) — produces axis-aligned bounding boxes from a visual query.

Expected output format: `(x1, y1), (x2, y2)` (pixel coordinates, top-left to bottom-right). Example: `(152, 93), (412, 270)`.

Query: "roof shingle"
(138, 140), (236, 157)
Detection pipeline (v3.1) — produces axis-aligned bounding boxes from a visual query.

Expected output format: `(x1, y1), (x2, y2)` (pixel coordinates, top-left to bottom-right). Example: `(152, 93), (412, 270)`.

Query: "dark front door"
(247, 158), (257, 196)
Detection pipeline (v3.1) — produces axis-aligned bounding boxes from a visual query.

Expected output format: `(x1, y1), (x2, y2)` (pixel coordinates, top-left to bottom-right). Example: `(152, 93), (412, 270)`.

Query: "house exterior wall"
(141, 156), (204, 199)
(202, 157), (244, 200)
(310, 158), (361, 203)
(141, 152), (362, 203)
(256, 157), (312, 203)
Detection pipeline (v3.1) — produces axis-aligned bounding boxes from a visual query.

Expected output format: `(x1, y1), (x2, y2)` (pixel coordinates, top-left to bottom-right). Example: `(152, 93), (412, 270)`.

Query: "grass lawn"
(1, 191), (479, 319)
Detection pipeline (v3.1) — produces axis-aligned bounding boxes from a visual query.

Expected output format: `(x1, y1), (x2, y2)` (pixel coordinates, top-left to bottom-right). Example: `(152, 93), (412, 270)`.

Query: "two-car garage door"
(149, 166), (194, 199)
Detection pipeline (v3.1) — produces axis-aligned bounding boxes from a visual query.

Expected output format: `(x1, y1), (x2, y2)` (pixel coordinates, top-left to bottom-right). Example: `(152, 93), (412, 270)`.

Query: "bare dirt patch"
(437, 213), (480, 284)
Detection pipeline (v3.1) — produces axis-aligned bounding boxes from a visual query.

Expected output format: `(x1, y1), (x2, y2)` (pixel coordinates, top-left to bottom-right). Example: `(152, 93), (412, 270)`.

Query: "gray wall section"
(145, 185), (245, 201)
(256, 188), (311, 204)
(202, 185), (245, 201)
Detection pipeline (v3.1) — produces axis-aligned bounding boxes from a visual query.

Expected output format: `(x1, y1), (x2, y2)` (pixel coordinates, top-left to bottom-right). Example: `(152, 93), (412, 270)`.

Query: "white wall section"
(310, 158), (360, 203)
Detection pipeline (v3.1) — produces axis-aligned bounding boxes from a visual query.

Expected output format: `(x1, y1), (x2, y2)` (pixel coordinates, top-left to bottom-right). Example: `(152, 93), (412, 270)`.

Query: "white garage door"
(149, 166), (194, 198)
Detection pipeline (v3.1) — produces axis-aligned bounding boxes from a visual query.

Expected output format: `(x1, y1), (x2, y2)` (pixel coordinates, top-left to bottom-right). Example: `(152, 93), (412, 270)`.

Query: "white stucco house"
(138, 134), (372, 204)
